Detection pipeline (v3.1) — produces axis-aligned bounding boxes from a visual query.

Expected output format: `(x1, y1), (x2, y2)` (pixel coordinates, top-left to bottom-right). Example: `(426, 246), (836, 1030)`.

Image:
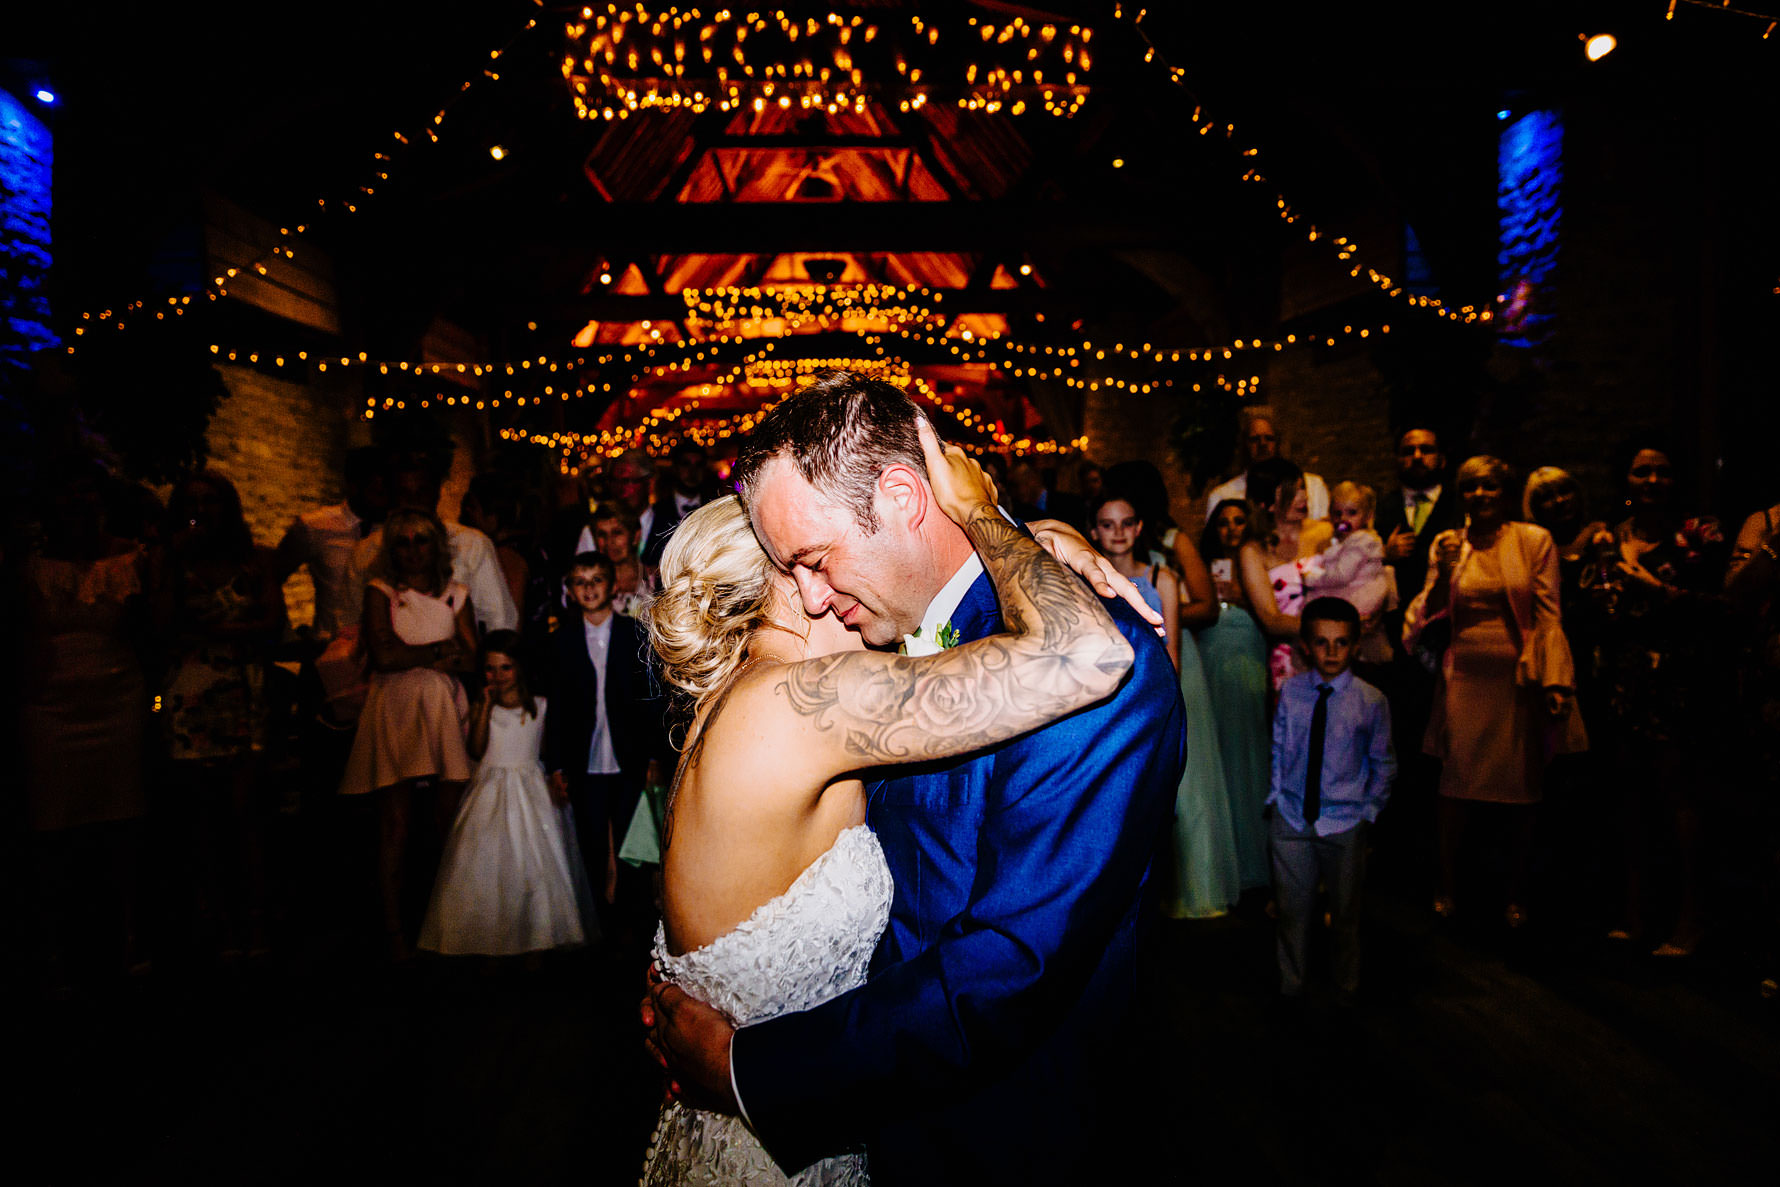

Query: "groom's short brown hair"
(733, 370), (928, 533)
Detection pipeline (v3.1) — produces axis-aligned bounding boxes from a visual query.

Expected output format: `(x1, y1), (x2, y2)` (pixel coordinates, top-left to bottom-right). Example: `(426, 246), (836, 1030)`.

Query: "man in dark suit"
(1370, 428), (1463, 886)
(640, 442), (728, 568)
(1006, 457), (1086, 530)
(1375, 428), (1462, 617)
(543, 552), (667, 940)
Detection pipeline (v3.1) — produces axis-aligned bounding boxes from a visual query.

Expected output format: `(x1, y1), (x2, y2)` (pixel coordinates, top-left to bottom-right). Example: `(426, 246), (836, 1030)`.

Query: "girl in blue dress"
(1198, 499), (1275, 892)
(1090, 491), (1239, 918)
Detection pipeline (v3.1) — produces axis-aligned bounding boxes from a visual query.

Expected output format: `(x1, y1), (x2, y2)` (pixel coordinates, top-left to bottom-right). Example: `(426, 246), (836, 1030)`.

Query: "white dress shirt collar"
(916, 553), (984, 644)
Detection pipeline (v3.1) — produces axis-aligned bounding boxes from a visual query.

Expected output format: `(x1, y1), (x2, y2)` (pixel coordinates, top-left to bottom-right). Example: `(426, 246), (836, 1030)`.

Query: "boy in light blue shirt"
(1269, 596), (1396, 1002)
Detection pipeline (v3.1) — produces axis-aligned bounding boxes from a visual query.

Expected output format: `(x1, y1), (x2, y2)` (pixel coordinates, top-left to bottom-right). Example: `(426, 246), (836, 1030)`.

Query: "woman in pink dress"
(1237, 459), (1333, 696)
(1404, 456), (1587, 927)
(339, 508), (478, 959)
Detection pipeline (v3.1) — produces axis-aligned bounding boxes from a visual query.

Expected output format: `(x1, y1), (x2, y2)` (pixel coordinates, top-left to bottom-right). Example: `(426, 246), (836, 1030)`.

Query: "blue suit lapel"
(949, 570), (1000, 645)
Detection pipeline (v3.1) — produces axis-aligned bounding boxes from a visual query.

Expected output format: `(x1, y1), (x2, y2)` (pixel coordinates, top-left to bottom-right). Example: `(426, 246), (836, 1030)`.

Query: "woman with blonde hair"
(339, 506), (479, 960)
(1405, 455), (1587, 927)
(636, 424), (1147, 1185)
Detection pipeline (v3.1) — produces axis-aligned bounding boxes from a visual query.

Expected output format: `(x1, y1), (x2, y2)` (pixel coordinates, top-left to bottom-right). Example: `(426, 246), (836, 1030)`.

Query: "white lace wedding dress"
(641, 824), (892, 1186)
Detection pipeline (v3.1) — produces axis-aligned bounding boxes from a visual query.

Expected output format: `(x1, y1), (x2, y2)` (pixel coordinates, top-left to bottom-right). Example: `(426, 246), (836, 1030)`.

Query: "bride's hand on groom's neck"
(918, 419), (997, 525)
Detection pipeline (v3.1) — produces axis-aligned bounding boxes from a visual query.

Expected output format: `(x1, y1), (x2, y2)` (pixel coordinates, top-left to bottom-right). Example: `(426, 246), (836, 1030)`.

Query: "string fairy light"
(1109, 5), (1494, 327)
(561, 6), (1094, 122)
(66, 14), (544, 348)
(1665, 0), (1780, 38)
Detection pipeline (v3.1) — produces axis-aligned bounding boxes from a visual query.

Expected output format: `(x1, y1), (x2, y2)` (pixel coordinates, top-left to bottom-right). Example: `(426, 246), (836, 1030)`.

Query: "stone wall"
(205, 362), (356, 629)
(1258, 348), (1398, 497)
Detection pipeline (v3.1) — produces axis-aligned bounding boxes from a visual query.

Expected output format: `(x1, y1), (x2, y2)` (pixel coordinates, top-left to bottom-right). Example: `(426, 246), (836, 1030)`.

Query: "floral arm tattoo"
(774, 506), (1135, 765)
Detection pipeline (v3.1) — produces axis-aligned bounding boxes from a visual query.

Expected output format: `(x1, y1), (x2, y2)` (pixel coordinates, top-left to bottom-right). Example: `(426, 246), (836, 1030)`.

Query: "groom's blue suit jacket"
(730, 567), (1187, 1184)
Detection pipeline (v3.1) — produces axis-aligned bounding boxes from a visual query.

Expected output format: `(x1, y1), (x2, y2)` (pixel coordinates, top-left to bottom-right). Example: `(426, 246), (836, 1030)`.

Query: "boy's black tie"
(1304, 683), (1333, 824)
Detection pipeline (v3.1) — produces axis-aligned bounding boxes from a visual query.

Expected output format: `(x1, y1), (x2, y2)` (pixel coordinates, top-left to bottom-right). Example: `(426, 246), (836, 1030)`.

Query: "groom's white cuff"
(729, 1034), (755, 1128)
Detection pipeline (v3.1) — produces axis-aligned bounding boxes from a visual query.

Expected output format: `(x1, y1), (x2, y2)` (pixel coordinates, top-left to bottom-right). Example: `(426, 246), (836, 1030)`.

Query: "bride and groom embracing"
(638, 371), (1188, 1185)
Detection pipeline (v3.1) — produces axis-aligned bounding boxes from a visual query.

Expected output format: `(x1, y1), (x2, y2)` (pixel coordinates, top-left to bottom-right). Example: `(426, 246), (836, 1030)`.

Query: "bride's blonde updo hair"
(645, 494), (780, 720)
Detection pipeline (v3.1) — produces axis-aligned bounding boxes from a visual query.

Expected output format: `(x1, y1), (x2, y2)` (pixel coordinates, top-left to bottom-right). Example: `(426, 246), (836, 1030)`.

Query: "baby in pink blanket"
(1301, 482), (1398, 662)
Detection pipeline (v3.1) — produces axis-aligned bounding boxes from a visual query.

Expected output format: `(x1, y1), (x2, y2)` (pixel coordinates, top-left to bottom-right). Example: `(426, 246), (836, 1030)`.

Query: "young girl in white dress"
(419, 631), (594, 956)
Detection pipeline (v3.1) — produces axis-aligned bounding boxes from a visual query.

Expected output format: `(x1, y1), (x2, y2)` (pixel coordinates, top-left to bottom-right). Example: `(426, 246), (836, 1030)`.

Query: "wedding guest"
(458, 472), (536, 622)
(1100, 459), (1217, 635)
(1237, 459), (1330, 693)
(603, 448), (658, 557)
(1523, 466), (1611, 704)
(158, 470), (287, 958)
(544, 552), (668, 953)
(1199, 499), (1274, 891)
(1010, 458), (1085, 530)
(346, 453), (517, 636)
(1086, 468), (1236, 918)
(1090, 492), (1180, 667)
(1584, 446), (1728, 956)
(1303, 481), (1396, 667)
(588, 506), (655, 616)
(1370, 428), (1464, 891)
(1078, 459), (1105, 524)
(1404, 456), (1586, 927)
(1727, 493), (1780, 766)
(1375, 429), (1462, 618)
(339, 508), (478, 960)
(274, 445), (387, 641)
(419, 631), (592, 956)
(1269, 597), (1395, 1002)
(642, 442), (728, 567)
(23, 459), (152, 983)
(1726, 493), (1780, 985)
(1203, 408), (1330, 523)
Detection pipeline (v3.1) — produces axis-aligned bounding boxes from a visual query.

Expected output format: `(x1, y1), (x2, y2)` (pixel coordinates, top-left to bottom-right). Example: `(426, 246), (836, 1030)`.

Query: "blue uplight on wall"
(1496, 109), (1563, 348)
(1, 84), (58, 378)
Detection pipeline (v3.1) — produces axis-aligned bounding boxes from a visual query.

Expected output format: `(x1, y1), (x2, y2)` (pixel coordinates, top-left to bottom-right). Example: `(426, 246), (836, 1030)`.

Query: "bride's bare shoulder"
(679, 661), (827, 791)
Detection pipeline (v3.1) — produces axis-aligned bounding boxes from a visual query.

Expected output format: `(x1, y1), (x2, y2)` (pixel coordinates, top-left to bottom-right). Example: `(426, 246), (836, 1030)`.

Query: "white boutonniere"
(899, 620), (960, 657)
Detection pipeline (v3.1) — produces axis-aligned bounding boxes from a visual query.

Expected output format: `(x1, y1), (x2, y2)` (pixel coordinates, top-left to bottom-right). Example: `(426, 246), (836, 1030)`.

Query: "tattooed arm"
(770, 422), (1134, 776)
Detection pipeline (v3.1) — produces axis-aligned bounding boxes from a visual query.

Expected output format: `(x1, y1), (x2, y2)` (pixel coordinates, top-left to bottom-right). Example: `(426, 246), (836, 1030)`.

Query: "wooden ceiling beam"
(511, 200), (1192, 253)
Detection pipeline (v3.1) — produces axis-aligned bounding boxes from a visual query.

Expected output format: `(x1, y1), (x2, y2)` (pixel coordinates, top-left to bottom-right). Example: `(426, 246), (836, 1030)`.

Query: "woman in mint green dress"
(1197, 499), (1275, 891)
(1091, 487), (1239, 918)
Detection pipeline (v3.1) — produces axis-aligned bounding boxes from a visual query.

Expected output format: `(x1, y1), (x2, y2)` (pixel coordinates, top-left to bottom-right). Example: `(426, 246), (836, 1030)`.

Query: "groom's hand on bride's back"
(642, 965), (740, 1115)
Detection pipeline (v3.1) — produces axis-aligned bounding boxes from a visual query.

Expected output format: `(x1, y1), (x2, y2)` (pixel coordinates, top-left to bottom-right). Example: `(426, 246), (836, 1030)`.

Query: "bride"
(638, 423), (1144, 1185)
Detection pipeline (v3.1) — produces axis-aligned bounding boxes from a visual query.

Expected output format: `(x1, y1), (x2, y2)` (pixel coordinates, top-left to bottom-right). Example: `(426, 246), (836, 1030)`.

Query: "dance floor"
(14, 874), (1777, 1185)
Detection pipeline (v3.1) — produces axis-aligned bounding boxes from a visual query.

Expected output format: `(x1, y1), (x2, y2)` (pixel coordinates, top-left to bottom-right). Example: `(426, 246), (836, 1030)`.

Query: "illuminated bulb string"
(67, 15), (542, 347)
(1666, 0), (1780, 37)
(1110, 4), (1494, 327)
(561, 7), (1095, 122)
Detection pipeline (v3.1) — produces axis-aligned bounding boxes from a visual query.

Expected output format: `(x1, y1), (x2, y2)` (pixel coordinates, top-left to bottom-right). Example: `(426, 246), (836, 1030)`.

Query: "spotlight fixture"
(1584, 33), (1616, 61)
(489, 145), (507, 160)
(1496, 109), (1511, 121)
(34, 88), (56, 104)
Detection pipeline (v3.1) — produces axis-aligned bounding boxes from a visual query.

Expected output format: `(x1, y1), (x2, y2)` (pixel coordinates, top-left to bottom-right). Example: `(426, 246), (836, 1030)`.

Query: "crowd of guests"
(1075, 407), (1780, 999)
(12, 439), (724, 988)
(13, 413), (1780, 1006)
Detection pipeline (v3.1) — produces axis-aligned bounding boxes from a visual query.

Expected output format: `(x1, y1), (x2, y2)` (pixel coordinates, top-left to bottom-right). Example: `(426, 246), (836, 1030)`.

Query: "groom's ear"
(877, 462), (929, 532)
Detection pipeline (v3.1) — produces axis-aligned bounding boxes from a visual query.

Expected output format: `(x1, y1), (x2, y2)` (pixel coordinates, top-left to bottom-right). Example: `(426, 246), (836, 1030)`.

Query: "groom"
(648, 372), (1187, 1183)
